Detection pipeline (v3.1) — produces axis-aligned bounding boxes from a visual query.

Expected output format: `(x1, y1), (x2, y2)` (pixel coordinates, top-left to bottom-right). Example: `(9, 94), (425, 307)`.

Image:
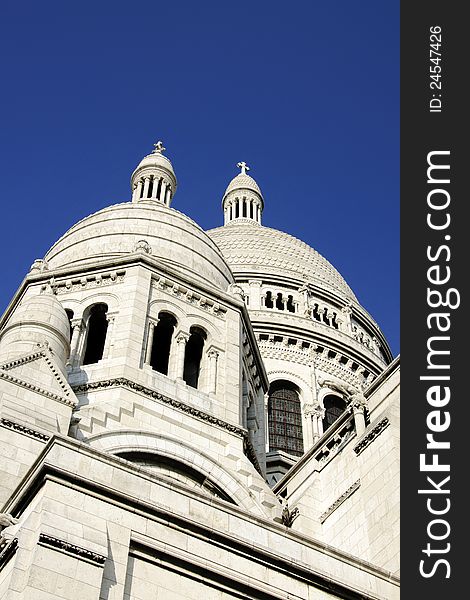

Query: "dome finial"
(153, 140), (166, 154)
(237, 161), (250, 175)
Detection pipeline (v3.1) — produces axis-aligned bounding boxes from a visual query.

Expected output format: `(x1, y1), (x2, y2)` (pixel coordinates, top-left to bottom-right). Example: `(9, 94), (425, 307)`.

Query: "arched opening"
(65, 309), (74, 341)
(156, 177), (162, 200)
(83, 303), (108, 365)
(322, 394), (347, 432)
(118, 452), (235, 503)
(286, 295), (295, 313)
(150, 312), (177, 375)
(148, 177), (154, 198)
(265, 291), (273, 308)
(183, 326), (206, 388)
(268, 380), (303, 457)
(275, 293), (284, 310)
(242, 198), (247, 217)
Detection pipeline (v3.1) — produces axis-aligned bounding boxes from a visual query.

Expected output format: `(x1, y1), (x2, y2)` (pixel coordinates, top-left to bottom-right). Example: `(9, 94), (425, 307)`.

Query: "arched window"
(286, 295), (295, 313)
(150, 312), (177, 375)
(83, 303), (108, 365)
(268, 380), (303, 457)
(65, 309), (74, 341)
(265, 291), (274, 308)
(275, 293), (284, 310)
(183, 326), (206, 388)
(322, 394), (347, 432)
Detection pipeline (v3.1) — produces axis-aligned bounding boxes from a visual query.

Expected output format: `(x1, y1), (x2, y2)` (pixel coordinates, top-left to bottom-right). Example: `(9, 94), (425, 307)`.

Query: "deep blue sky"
(0, 1), (399, 355)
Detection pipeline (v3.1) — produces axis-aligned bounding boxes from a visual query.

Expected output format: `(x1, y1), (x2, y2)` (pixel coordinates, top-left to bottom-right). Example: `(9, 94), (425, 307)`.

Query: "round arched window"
(268, 380), (303, 457)
(322, 394), (347, 432)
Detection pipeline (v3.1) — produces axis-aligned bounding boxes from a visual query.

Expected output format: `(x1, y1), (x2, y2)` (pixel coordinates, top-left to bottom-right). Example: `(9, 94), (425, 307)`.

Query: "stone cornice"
(0, 369), (76, 407)
(38, 533), (106, 566)
(48, 269), (126, 295)
(0, 418), (50, 442)
(354, 417), (390, 455)
(152, 274), (227, 320)
(320, 480), (361, 523)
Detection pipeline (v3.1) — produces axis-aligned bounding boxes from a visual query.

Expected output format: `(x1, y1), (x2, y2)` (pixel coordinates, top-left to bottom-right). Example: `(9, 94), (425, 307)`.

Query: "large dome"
(207, 220), (357, 301)
(45, 201), (234, 291)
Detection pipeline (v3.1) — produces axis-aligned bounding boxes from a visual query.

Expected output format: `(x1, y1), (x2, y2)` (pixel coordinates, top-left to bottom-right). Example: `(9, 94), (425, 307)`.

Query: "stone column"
(67, 318), (84, 367)
(351, 392), (367, 436)
(151, 177), (159, 199)
(175, 332), (189, 380)
(207, 349), (219, 394)
(134, 180), (143, 201)
(165, 185), (171, 205)
(248, 280), (262, 310)
(144, 321), (156, 365)
(103, 313), (116, 360)
(142, 177), (150, 199)
(237, 197), (242, 219)
(304, 403), (325, 446)
(341, 305), (353, 334)
(132, 183), (139, 202)
(160, 181), (167, 203)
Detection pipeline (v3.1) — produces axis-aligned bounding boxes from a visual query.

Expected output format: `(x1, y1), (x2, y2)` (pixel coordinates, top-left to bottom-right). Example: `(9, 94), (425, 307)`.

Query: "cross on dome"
(153, 140), (166, 154)
(237, 161), (250, 175)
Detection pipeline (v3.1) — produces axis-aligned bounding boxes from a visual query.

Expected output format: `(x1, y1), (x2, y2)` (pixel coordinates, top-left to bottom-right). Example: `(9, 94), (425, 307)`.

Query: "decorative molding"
(0, 418), (50, 442)
(314, 412), (356, 465)
(0, 370), (75, 407)
(0, 346), (75, 407)
(38, 533), (106, 566)
(72, 378), (246, 437)
(315, 355), (363, 388)
(353, 417), (390, 455)
(0, 538), (18, 570)
(320, 480), (361, 523)
(45, 270), (126, 295)
(152, 275), (226, 320)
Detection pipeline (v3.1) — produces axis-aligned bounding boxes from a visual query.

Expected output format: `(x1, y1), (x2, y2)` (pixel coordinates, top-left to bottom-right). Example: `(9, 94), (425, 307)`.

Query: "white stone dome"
(45, 202), (234, 291)
(207, 220), (357, 301)
(224, 173), (263, 199)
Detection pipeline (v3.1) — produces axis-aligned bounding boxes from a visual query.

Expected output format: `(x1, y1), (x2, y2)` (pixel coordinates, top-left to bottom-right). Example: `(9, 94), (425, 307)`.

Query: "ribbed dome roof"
(208, 221), (357, 301)
(44, 202), (234, 292)
(224, 173), (263, 198)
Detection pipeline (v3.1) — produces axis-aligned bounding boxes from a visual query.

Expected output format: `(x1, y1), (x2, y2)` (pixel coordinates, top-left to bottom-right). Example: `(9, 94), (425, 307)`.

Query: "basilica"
(0, 143), (399, 599)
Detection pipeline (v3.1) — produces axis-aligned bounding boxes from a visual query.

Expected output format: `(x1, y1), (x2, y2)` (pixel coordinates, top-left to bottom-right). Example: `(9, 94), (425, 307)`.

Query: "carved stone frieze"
(44, 270), (126, 295)
(353, 417), (390, 455)
(0, 418), (50, 442)
(152, 276), (226, 319)
(38, 533), (106, 566)
(72, 378), (246, 437)
(320, 480), (361, 523)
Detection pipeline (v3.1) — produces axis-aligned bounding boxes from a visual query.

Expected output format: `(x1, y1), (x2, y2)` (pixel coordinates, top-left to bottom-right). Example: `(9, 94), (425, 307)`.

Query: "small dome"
(0, 289), (70, 368)
(44, 202), (234, 292)
(208, 221), (357, 301)
(224, 173), (263, 199)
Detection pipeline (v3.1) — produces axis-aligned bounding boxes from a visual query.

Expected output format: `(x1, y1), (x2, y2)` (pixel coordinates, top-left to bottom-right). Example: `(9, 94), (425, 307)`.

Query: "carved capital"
(176, 332), (190, 345)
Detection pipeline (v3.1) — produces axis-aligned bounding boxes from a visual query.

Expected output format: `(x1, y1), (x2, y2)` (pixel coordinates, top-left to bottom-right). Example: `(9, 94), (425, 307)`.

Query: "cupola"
(222, 162), (264, 225)
(130, 141), (177, 206)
